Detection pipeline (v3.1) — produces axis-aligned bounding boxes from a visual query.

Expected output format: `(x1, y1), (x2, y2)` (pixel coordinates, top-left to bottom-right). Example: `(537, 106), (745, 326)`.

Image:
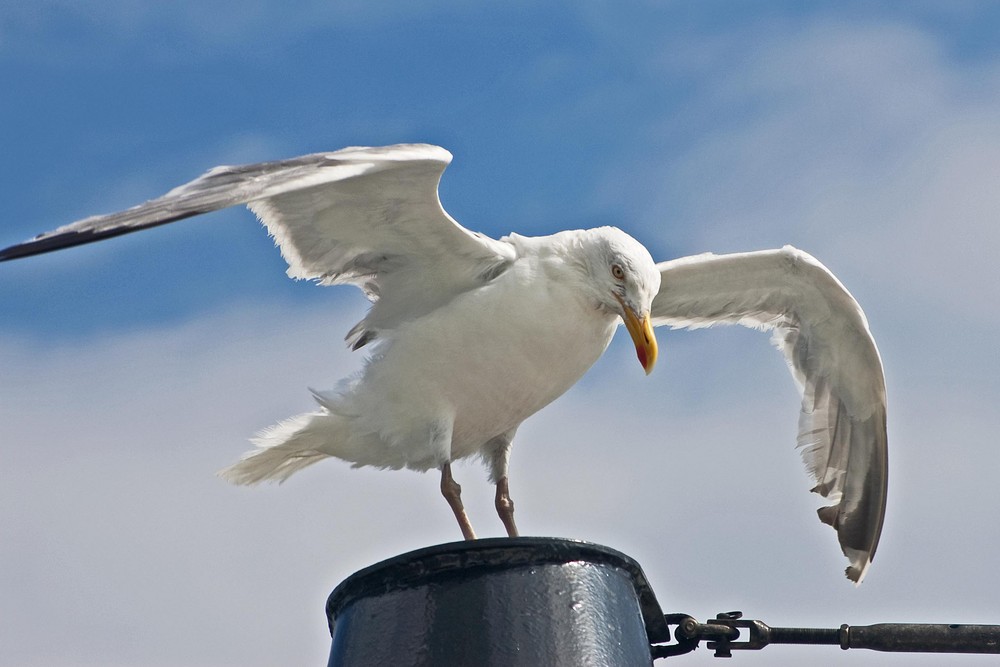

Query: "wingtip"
(818, 505), (877, 585)
(0, 238), (47, 262)
(846, 559), (870, 586)
(0, 232), (90, 262)
(843, 543), (874, 585)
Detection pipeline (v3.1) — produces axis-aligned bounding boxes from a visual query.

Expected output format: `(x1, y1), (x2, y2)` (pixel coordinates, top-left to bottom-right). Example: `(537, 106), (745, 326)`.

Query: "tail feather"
(218, 411), (339, 485)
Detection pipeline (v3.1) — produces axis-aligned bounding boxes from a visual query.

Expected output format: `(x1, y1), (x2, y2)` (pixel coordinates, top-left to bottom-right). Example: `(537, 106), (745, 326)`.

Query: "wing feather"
(0, 144), (515, 345)
(650, 246), (887, 583)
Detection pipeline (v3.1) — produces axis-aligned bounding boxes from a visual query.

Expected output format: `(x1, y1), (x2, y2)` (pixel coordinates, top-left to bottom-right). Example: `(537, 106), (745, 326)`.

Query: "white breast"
(345, 253), (618, 467)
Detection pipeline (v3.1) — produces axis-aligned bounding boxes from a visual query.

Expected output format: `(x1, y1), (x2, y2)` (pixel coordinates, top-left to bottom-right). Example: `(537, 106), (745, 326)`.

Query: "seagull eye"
(611, 264), (625, 281)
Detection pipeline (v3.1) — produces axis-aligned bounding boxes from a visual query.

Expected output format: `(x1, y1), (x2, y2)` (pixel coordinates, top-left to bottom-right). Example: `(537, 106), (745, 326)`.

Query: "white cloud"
(607, 19), (1000, 298)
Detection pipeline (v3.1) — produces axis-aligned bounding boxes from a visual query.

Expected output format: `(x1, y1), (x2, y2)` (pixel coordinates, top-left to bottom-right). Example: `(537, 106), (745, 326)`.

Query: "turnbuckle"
(652, 612), (743, 658)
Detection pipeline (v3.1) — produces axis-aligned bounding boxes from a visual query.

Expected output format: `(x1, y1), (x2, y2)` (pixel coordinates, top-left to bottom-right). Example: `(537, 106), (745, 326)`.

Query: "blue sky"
(3, 3), (1000, 665)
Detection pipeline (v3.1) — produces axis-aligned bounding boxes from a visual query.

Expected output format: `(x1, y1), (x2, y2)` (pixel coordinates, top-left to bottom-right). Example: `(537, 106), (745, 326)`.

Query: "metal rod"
(663, 613), (1000, 658)
(768, 626), (841, 645)
(844, 623), (1000, 653)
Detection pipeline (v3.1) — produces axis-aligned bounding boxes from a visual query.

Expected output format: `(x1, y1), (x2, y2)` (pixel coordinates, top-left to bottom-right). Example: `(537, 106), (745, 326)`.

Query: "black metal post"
(325, 537), (670, 667)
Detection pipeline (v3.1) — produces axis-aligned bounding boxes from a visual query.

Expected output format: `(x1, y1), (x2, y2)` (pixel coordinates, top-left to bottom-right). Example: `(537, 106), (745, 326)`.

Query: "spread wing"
(650, 246), (887, 583)
(0, 143), (514, 347)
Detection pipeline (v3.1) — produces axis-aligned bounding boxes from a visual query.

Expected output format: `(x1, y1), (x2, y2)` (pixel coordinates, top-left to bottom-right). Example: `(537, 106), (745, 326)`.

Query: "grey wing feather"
(1, 144), (515, 346)
(650, 246), (887, 583)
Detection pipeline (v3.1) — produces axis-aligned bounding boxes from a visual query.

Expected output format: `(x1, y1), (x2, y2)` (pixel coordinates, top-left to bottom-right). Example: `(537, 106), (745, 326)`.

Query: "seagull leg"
(484, 430), (519, 537)
(495, 476), (518, 537)
(440, 463), (476, 540)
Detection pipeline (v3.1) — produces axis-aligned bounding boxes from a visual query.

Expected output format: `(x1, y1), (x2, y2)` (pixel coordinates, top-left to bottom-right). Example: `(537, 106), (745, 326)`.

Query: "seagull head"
(578, 227), (661, 374)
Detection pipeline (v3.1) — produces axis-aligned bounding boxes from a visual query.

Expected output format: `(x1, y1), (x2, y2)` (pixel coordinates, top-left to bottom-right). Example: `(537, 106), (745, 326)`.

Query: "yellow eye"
(611, 264), (625, 281)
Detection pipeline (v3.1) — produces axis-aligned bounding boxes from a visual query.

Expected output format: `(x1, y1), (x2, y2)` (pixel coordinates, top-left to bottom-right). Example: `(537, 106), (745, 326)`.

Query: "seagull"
(0, 143), (887, 583)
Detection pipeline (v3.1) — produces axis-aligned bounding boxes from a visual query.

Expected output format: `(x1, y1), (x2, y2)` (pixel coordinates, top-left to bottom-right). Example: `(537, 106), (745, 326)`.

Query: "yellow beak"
(618, 300), (658, 375)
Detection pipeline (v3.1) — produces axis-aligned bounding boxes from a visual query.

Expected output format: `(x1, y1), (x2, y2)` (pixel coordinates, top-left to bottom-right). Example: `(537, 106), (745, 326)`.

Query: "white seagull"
(0, 144), (887, 583)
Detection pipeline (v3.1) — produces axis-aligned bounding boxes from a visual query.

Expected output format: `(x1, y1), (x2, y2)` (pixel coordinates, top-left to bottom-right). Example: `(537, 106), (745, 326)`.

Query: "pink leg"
(440, 463), (476, 540)
(495, 476), (518, 537)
